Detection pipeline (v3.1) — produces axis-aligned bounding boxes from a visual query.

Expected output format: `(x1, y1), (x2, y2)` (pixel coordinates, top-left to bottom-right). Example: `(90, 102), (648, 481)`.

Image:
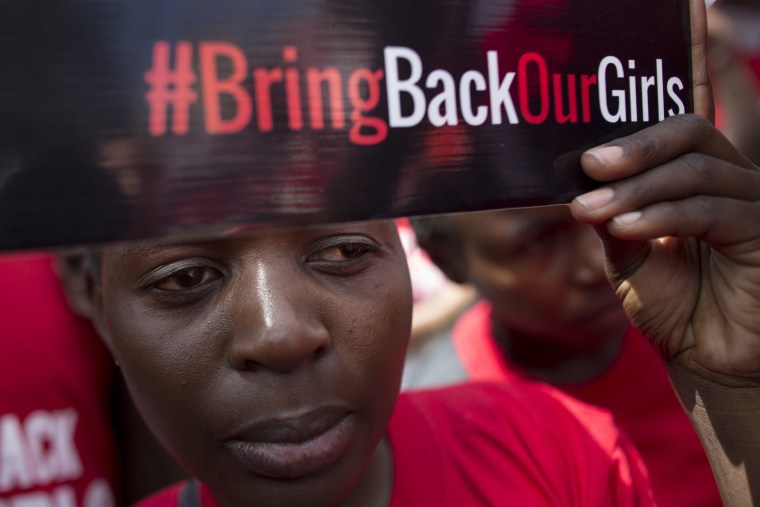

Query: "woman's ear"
(81, 252), (116, 357)
(53, 249), (116, 358)
(86, 277), (112, 348)
(53, 250), (94, 319)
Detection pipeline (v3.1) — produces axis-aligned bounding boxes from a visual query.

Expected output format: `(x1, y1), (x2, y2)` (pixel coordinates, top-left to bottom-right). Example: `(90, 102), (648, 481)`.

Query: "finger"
(570, 152), (760, 224)
(690, 0), (714, 122)
(578, 115), (754, 183)
(589, 224), (651, 291)
(602, 196), (760, 249)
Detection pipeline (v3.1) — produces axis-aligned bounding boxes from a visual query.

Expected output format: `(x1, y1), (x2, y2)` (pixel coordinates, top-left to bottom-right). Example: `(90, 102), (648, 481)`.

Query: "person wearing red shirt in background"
(410, 10), (750, 500)
(708, 0), (760, 165)
(0, 251), (187, 507)
(0, 253), (119, 507)
(412, 206), (721, 507)
(397, 6), (759, 505)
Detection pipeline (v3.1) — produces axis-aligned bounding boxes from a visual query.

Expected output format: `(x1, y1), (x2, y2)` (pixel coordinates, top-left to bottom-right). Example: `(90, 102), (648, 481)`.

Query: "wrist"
(667, 362), (760, 416)
(667, 362), (760, 507)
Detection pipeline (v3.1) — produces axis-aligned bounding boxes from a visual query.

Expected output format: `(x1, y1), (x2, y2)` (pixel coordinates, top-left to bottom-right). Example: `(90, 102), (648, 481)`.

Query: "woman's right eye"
(154, 266), (222, 292)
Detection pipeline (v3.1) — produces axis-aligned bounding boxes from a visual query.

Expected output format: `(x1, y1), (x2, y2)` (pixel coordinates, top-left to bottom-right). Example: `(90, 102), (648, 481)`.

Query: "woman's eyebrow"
(115, 242), (178, 264)
(116, 240), (228, 265)
(118, 243), (156, 261)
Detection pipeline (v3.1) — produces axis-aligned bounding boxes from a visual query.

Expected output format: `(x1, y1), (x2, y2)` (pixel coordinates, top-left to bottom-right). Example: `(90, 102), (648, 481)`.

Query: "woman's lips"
(225, 408), (355, 480)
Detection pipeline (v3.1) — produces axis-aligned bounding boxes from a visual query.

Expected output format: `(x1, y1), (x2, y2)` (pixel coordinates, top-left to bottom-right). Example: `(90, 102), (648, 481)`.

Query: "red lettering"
(518, 52), (549, 125)
(253, 68), (283, 132)
(553, 73), (578, 124)
(348, 69), (388, 146)
(307, 68), (346, 130)
(200, 42), (252, 134)
(581, 74), (598, 123)
(144, 41), (198, 136)
(283, 46), (303, 131)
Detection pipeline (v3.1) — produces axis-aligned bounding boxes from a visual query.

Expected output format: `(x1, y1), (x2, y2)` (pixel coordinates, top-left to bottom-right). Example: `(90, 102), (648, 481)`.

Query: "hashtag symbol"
(145, 41), (198, 136)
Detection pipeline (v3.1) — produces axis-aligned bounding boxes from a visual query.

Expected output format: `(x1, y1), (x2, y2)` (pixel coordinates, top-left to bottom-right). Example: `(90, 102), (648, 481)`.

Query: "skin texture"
(87, 222), (411, 507)
(419, 207), (629, 382)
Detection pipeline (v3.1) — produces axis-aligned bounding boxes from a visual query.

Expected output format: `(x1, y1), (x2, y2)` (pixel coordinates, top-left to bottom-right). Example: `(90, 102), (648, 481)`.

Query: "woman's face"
(446, 207), (628, 349)
(89, 222), (412, 506)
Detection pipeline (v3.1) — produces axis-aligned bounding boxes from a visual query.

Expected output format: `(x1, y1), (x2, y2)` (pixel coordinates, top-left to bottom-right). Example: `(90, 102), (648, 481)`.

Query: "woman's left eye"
(306, 237), (378, 270)
(310, 243), (374, 263)
(154, 266), (222, 292)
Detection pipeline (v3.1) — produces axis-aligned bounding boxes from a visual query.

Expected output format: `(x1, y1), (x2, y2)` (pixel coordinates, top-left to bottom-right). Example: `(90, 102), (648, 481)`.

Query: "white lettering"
(0, 485), (79, 507)
(50, 411), (81, 482)
(83, 480), (116, 507)
(51, 485), (76, 507)
(384, 46), (426, 127)
(24, 412), (58, 485)
(0, 416), (34, 493)
(598, 56), (626, 123)
(640, 75), (655, 122)
(0, 410), (83, 493)
(487, 51), (518, 124)
(667, 77), (685, 116)
(627, 60), (638, 122)
(459, 71), (487, 126)
(8, 493), (51, 507)
(657, 58), (665, 121)
(425, 70), (458, 127)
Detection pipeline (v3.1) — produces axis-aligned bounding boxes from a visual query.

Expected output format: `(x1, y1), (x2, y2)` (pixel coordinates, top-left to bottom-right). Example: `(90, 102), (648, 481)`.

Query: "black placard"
(0, 0), (692, 250)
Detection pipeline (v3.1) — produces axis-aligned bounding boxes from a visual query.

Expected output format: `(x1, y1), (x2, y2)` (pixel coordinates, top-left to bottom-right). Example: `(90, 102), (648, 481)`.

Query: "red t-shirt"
(0, 253), (119, 506)
(452, 301), (721, 507)
(136, 382), (655, 506)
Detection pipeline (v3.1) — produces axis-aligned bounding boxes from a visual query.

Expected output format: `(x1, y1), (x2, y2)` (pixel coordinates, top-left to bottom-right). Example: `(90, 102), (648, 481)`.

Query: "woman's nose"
(572, 225), (607, 286)
(227, 261), (331, 373)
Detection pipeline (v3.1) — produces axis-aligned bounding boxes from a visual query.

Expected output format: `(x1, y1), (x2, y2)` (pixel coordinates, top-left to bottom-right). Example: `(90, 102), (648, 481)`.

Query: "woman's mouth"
(225, 408), (355, 480)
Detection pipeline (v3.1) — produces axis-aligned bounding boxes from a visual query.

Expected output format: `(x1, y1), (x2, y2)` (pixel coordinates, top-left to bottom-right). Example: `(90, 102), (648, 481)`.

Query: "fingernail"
(586, 146), (623, 165)
(613, 211), (642, 226)
(575, 188), (614, 210)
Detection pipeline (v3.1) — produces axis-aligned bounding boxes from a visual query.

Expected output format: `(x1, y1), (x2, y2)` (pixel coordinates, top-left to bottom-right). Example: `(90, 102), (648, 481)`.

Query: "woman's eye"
(312, 243), (373, 263)
(154, 267), (221, 292)
(306, 237), (379, 271)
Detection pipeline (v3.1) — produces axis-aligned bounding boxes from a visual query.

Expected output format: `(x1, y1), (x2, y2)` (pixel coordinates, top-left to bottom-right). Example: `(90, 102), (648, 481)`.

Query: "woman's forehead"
(102, 220), (402, 263)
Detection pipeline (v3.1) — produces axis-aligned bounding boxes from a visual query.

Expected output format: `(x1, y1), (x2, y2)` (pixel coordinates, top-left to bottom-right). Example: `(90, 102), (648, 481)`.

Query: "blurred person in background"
(708, 0), (760, 164)
(0, 252), (119, 507)
(413, 205), (722, 507)
(0, 250), (186, 507)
